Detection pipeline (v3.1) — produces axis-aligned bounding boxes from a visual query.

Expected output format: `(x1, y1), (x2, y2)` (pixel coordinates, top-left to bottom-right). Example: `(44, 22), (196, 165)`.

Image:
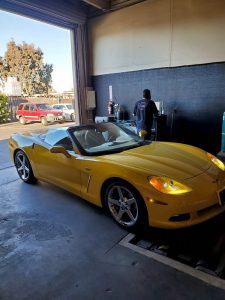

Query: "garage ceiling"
(0, 0), (87, 27)
(0, 0), (147, 25)
(82, 0), (147, 16)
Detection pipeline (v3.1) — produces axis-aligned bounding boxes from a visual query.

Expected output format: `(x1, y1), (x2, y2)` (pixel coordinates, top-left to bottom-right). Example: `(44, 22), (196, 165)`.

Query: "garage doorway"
(0, 8), (83, 134)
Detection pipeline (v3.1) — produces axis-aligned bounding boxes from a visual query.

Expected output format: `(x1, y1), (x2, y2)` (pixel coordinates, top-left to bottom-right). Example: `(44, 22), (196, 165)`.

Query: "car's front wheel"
(71, 113), (75, 122)
(19, 116), (26, 125)
(14, 150), (37, 184)
(41, 116), (48, 126)
(104, 180), (148, 230)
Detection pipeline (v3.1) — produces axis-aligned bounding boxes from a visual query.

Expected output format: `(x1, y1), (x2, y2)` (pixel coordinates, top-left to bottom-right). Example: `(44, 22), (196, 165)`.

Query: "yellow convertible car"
(9, 122), (225, 230)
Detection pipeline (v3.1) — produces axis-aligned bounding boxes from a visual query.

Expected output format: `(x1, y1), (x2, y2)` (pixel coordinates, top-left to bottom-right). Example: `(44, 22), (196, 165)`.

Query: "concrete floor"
(1, 138), (225, 300)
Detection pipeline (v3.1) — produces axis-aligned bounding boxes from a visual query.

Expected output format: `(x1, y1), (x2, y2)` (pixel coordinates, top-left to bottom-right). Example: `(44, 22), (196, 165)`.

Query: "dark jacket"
(133, 99), (158, 132)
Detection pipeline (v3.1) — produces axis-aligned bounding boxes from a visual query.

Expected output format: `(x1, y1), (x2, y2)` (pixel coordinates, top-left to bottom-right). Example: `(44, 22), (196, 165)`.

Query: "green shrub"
(0, 93), (9, 123)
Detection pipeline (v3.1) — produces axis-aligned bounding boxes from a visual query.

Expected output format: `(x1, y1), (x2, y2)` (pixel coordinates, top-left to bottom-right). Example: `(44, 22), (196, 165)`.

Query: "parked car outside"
(16, 103), (64, 126)
(52, 103), (75, 121)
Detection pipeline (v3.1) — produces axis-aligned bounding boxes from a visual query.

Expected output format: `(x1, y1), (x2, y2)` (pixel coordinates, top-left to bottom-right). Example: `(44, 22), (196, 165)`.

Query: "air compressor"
(107, 100), (114, 115)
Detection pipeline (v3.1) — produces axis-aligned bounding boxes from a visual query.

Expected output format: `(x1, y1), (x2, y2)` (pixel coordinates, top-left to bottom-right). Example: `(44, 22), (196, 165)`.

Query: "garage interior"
(1, 0), (225, 299)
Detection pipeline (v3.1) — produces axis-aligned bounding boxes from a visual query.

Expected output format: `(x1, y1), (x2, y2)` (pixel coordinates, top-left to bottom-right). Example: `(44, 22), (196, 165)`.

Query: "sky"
(0, 10), (73, 93)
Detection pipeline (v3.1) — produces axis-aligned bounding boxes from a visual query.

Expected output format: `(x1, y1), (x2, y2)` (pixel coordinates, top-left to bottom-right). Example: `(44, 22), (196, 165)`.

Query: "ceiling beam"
(82, 0), (110, 11)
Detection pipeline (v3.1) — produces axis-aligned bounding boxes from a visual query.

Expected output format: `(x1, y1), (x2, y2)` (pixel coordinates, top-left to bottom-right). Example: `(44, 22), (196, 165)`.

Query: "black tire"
(19, 116), (26, 125)
(104, 180), (148, 231)
(41, 116), (48, 126)
(71, 113), (75, 122)
(14, 150), (37, 184)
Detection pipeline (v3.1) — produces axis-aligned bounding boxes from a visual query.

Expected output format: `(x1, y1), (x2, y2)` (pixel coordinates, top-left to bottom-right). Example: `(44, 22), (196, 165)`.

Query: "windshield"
(36, 103), (52, 110)
(66, 105), (72, 109)
(70, 122), (147, 155)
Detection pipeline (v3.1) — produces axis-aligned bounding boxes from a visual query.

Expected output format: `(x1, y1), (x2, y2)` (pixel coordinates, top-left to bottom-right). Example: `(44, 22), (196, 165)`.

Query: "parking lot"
(0, 121), (225, 299)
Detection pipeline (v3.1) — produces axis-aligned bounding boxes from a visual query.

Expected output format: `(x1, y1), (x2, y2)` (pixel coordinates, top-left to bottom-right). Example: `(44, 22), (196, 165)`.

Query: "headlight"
(149, 176), (192, 195)
(47, 113), (54, 117)
(207, 153), (225, 171)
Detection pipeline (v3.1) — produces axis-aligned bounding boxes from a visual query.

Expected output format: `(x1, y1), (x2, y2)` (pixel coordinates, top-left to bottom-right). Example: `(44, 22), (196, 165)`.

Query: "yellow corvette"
(8, 122), (225, 230)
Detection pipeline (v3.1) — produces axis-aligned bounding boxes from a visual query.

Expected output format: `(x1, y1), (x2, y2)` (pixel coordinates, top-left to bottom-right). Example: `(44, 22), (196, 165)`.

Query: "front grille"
(54, 116), (62, 120)
(169, 213), (190, 222)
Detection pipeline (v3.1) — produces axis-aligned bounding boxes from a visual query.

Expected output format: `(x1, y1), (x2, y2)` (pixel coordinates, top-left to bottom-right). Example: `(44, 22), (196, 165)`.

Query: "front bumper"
(46, 114), (64, 122)
(62, 113), (72, 121)
(143, 167), (225, 229)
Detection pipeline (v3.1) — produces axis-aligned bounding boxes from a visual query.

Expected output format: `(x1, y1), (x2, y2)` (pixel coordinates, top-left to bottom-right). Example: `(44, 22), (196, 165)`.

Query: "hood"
(103, 142), (211, 180)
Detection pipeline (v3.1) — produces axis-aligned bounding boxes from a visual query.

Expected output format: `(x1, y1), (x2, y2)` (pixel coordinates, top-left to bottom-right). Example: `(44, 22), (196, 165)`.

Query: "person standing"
(133, 89), (158, 139)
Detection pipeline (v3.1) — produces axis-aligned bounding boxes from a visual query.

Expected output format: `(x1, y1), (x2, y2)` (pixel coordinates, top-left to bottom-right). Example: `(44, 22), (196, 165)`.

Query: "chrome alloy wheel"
(107, 185), (139, 227)
(15, 152), (30, 181)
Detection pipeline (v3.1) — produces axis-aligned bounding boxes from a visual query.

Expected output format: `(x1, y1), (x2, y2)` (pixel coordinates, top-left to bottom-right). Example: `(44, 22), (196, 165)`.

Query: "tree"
(0, 93), (9, 123)
(0, 40), (53, 95)
(39, 63), (54, 94)
(0, 56), (8, 86)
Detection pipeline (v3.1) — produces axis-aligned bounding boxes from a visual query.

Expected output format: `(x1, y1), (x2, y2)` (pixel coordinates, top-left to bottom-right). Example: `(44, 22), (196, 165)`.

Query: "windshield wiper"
(109, 140), (133, 146)
(138, 140), (152, 146)
(113, 144), (141, 152)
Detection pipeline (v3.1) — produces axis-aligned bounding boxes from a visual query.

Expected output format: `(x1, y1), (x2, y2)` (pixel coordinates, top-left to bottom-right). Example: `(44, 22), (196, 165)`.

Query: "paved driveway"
(0, 139), (12, 169)
(0, 121), (75, 141)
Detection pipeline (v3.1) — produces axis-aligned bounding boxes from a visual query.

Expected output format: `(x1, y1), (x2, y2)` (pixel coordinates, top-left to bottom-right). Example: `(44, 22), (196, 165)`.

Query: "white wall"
(88, 0), (225, 75)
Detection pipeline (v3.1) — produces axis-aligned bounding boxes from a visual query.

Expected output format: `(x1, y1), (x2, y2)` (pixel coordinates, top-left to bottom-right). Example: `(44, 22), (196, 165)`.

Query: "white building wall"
(3, 77), (22, 96)
(88, 0), (225, 75)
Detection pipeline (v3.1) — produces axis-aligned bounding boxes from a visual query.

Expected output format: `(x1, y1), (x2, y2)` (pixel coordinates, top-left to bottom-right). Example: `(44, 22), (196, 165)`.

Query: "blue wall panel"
(93, 62), (225, 153)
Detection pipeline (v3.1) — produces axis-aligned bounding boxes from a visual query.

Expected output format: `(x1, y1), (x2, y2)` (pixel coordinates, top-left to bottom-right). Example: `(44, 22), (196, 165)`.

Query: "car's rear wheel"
(14, 150), (37, 184)
(19, 116), (26, 125)
(71, 113), (75, 122)
(104, 180), (148, 230)
(41, 116), (48, 126)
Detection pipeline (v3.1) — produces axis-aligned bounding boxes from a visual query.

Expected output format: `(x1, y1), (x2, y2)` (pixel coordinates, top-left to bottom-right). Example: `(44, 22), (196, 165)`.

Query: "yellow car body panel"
(8, 127), (225, 229)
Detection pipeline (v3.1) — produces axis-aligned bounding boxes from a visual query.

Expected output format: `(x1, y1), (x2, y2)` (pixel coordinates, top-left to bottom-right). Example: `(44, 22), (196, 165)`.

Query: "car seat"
(84, 130), (105, 148)
(75, 131), (86, 147)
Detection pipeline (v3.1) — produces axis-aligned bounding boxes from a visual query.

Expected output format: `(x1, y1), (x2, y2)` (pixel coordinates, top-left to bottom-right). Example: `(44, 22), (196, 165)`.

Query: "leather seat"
(84, 130), (105, 148)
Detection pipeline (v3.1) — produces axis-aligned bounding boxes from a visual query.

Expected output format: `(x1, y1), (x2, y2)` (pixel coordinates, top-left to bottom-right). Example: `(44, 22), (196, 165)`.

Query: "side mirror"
(49, 146), (71, 158)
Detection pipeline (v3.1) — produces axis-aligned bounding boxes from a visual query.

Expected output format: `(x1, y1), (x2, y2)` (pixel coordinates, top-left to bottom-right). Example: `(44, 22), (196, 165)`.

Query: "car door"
(22, 104), (30, 120)
(34, 129), (82, 196)
(29, 104), (39, 121)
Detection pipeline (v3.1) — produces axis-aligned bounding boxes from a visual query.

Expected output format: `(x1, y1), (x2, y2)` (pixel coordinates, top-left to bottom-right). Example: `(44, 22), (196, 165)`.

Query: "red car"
(16, 103), (64, 126)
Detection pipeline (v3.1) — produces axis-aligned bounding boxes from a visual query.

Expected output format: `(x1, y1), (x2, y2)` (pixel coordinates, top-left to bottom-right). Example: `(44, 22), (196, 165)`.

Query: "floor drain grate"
(120, 233), (225, 291)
